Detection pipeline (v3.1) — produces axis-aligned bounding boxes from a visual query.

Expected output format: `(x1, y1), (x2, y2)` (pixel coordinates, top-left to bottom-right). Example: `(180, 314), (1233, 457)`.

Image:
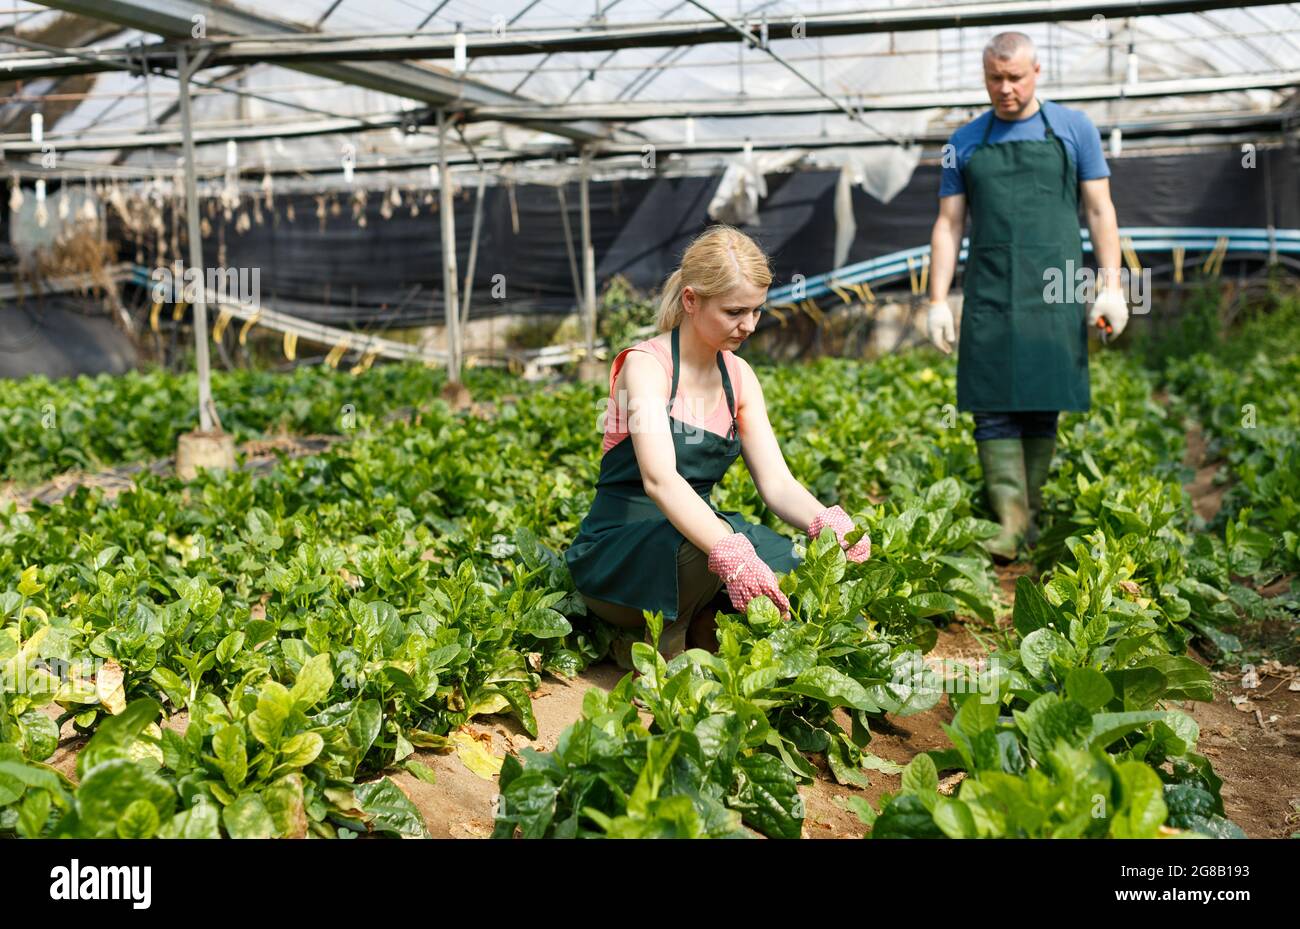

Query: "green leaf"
(1012, 576), (1059, 637)
(17, 789), (52, 838)
(901, 753), (939, 803)
(1065, 668), (1114, 711)
(116, 799), (161, 838)
(1134, 655), (1213, 703)
(1088, 711), (1167, 751)
(733, 753), (803, 839)
(247, 681), (291, 747)
(222, 792), (276, 839)
(355, 777), (428, 837)
(907, 591), (958, 618)
(1106, 667), (1168, 711)
(77, 698), (162, 780)
(518, 607), (572, 639)
(213, 724), (248, 789)
(1110, 761), (1168, 838)
(871, 793), (944, 838)
(745, 596), (783, 633)
(75, 759), (175, 838)
(277, 731), (324, 769)
(924, 477), (962, 511)
(932, 797), (977, 838)
(159, 803), (222, 838)
(289, 653), (334, 709)
(1019, 628), (1074, 683)
(215, 631), (246, 665)
(782, 666), (873, 710)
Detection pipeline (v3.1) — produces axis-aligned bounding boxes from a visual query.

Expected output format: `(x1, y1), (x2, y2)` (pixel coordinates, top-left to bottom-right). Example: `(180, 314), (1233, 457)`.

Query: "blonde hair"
(655, 225), (772, 332)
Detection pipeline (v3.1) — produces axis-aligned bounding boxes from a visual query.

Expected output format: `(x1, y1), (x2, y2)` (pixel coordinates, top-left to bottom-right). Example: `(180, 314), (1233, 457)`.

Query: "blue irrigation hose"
(768, 227), (1300, 304)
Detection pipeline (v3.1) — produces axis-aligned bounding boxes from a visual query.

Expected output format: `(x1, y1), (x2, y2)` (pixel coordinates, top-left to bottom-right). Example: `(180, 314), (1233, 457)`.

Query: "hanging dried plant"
(10, 173), (25, 213)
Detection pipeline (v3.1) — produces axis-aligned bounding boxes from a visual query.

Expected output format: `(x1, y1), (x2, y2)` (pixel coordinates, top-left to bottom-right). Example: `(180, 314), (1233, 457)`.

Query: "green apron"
(957, 103), (1090, 412)
(565, 326), (801, 621)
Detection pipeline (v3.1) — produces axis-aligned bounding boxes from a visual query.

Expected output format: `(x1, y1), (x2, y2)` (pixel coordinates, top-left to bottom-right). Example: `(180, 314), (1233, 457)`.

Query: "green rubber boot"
(1022, 435), (1057, 548)
(977, 438), (1030, 563)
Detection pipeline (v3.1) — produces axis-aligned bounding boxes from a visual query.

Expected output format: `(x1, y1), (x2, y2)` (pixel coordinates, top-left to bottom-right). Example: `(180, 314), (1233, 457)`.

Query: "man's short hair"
(983, 32), (1037, 64)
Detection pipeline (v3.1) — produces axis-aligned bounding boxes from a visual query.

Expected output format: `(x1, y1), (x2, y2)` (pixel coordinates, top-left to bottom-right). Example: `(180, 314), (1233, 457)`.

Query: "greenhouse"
(0, 0), (1297, 868)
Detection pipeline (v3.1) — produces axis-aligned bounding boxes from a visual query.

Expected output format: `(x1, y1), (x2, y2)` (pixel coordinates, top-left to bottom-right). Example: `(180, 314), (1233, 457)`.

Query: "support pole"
(178, 44), (220, 433)
(577, 146), (603, 383)
(438, 108), (462, 384)
(460, 168), (487, 333)
(175, 43), (234, 480)
(437, 108), (470, 406)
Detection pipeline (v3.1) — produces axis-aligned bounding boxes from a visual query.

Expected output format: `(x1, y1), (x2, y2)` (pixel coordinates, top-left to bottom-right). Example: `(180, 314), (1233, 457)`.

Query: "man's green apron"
(565, 326), (800, 621)
(957, 103), (1090, 412)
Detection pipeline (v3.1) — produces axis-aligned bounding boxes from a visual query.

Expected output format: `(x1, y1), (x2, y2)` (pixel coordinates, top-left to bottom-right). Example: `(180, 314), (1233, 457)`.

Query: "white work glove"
(927, 299), (956, 354)
(1089, 285), (1129, 343)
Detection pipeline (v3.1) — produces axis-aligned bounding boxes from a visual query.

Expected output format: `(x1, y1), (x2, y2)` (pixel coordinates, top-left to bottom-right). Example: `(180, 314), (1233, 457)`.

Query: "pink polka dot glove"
(707, 532), (792, 620)
(808, 505), (871, 563)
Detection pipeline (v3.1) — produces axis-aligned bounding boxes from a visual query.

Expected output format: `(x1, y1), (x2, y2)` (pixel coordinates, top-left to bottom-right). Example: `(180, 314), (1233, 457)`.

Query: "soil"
(1182, 422), (1228, 522)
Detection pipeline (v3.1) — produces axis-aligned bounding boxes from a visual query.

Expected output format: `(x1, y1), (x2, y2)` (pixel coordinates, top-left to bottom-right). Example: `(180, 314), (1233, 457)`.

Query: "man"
(926, 31), (1128, 561)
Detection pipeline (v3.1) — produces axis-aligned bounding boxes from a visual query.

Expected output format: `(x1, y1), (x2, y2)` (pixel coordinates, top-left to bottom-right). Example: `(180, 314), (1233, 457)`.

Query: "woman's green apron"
(565, 327), (800, 621)
(957, 103), (1090, 412)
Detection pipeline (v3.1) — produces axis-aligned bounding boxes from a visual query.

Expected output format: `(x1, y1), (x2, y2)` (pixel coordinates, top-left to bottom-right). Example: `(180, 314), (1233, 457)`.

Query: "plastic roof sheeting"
(1, 0), (1297, 184)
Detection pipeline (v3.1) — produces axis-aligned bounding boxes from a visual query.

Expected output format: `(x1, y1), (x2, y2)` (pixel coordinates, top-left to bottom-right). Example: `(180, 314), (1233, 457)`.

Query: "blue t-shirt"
(938, 100), (1109, 199)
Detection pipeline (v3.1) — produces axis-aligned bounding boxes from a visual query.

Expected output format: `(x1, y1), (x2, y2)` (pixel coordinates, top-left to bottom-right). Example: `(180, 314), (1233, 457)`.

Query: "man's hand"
(927, 299), (956, 354)
(1089, 286), (1129, 342)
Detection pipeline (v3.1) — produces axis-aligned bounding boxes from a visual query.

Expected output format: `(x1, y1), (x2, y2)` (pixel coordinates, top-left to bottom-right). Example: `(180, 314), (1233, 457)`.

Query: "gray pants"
(581, 518), (729, 661)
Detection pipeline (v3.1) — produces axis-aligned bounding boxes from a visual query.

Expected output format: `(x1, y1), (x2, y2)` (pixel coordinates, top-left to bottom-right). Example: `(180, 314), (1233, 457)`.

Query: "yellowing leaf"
(449, 730), (502, 780)
(128, 722), (165, 767)
(95, 660), (127, 715)
(17, 565), (44, 597)
(465, 692), (510, 718)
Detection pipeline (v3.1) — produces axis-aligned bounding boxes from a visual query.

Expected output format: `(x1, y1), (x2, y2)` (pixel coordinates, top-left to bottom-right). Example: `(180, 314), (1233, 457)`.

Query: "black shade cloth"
(105, 144), (1298, 328)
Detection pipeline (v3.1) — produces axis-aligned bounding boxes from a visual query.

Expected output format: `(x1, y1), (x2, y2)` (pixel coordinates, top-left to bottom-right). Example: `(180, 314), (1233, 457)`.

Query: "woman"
(564, 226), (871, 664)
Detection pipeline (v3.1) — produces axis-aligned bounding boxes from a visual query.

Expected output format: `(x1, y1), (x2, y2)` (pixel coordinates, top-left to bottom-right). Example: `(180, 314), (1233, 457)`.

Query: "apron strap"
(669, 325), (740, 440)
(1037, 100), (1056, 137)
(979, 101), (1069, 191)
(717, 350), (738, 440)
(1035, 102), (1072, 192)
(668, 325), (682, 410)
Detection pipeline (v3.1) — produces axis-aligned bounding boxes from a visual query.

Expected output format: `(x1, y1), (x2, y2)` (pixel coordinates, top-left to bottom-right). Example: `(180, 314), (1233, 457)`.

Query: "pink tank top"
(602, 337), (743, 454)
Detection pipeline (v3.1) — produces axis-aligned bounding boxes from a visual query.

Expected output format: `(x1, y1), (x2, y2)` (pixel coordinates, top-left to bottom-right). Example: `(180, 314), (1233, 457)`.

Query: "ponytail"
(655, 269), (686, 332)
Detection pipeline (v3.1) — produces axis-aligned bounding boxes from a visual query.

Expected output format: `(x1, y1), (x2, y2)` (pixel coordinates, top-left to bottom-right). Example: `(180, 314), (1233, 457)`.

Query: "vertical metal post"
(578, 147), (596, 359)
(438, 108), (461, 383)
(177, 44), (220, 432)
(460, 169), (486, 332)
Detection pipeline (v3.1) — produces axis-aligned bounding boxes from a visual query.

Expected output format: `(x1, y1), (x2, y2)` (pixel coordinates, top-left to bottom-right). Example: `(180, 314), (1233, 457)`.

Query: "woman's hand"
(708, 533), (792, 619)
(807, 505), (871, 563)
